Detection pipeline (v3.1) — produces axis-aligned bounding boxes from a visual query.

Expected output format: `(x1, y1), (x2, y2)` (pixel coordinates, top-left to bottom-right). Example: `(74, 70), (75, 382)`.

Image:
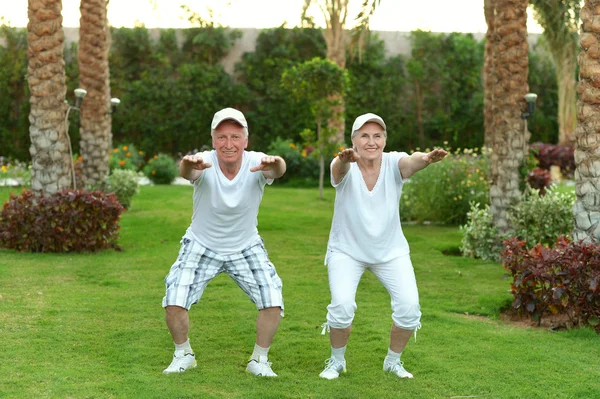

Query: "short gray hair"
(211, 123), (249, 138)
(351, 130), (387, 140)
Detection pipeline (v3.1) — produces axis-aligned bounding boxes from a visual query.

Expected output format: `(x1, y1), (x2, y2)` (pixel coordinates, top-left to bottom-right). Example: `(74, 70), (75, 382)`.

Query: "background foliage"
(400, 148), (490, 225)
(460, 185), (576, 262)
(0, 25), (560, 162)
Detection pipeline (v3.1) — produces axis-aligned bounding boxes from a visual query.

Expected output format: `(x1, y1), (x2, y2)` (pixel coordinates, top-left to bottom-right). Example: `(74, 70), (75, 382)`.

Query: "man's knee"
(165, 305), (188, 317)
(259, 306), (282, 317)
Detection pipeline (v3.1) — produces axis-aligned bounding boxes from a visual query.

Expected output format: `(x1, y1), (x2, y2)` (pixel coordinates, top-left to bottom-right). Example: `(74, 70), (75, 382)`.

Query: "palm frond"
(349, 0), (380, 63)
(301, 0), (313, 27)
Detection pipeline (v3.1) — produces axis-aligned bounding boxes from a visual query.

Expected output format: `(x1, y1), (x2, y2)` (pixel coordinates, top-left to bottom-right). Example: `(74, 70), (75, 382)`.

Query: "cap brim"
(212, 117), (247, 129)
(354, 118), (386, 132)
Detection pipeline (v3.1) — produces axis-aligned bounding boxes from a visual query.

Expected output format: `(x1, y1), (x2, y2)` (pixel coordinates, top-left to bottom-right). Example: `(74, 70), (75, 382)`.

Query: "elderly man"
(162, 107), (286, 377)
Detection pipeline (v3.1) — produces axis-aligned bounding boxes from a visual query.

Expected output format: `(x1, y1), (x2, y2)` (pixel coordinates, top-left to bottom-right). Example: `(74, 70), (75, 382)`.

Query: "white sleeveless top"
(325, 151), (410, 265)
(189, 150), (272, 254)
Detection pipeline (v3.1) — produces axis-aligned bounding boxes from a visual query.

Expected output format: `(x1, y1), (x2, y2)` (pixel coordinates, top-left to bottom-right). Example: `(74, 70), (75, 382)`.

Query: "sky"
(2, 0), (543, 33)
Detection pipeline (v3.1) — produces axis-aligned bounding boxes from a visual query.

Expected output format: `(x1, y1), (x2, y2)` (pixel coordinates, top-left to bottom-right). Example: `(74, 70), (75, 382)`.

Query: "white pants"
(326, 252), (421, 330)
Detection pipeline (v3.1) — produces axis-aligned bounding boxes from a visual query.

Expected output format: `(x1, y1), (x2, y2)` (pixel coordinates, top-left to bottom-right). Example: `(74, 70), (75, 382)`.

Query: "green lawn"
(551, 181), (576, 195)
(0, 185), (598, 399)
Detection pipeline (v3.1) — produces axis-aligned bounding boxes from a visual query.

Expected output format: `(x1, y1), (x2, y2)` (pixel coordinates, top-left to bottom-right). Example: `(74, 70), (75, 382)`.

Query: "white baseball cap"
(351, 113), (386, 139)
(211, 107), (248, 132)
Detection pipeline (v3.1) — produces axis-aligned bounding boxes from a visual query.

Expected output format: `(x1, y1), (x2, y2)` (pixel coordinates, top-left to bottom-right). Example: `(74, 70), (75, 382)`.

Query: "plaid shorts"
(162, 231), (284, 312)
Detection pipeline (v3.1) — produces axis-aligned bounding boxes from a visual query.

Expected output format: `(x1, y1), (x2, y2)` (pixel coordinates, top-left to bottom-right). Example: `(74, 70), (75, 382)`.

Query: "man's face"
(352, 122), (386, 161)
(212, 120), (248, 166)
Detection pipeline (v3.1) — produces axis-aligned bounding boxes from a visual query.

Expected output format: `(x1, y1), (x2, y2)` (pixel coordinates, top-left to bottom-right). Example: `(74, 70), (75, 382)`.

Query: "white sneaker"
(246, 356), (277, 377)
(319, 357), (346, 380)
(384, 360), (413, 379)
(162, 351), (197, 374)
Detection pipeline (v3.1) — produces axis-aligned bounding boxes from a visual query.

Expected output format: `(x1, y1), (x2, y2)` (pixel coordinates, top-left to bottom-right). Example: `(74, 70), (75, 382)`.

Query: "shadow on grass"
(440, 245), (462, 256)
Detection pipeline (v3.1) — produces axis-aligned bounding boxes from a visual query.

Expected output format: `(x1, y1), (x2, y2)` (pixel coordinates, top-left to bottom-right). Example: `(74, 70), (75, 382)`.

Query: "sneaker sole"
(162, 361), (197, 374)
(246, 358), (277, 377)
(385, 370), (413, 379)
(319, 368), (346, 380)
(245, 369), (277, 377)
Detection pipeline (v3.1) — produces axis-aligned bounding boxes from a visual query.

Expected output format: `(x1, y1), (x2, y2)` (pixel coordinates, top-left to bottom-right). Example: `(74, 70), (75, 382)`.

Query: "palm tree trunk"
(489, 0), (530, 234)
(573, 0), (600, 243)
(484, 0), (496, 149)
(27, 0), (71, 195)
(323, 0), (348, 145)
(529, 0), (580, 147)
(556, 49), (577, 146)
(79, 0), (112, 187)
(323, 0), (347, 70)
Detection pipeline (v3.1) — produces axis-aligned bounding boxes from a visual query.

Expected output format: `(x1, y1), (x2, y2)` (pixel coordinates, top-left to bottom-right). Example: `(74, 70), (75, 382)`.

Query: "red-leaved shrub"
(530, 142), (575, 178)
(0, 189), (124, 252)
(501, 236), (600, 331)
(527, 167), (552, 194)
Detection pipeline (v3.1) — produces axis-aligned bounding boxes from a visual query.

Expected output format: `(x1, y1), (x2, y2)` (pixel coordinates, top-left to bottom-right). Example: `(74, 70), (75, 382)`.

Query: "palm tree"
(573, 0), (600, 243)
(488, 0), (530, 234)
(530, 0), (580, 146)
(302, 0), (349, 144)
(27, 0), (72, 195)
(483, 0), (495, 149)
(78, 0), (112, 187)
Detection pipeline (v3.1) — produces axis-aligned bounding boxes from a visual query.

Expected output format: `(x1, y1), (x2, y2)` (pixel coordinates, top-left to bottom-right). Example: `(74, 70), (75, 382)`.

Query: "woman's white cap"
(351, 113), (386, 138)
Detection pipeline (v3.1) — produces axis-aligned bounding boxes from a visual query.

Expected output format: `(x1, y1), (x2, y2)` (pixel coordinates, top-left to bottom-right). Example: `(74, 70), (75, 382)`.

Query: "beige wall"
(19, 27), (539, 75)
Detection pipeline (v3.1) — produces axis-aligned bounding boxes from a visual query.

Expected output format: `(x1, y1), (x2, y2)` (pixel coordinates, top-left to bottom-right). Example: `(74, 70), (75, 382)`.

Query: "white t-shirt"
(325, 151), (410, 265)
(189, 150), (273, 254)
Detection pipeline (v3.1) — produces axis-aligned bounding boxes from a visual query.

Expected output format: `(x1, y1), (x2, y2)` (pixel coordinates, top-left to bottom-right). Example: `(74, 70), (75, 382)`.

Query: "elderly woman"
(319, 112), (447, 380)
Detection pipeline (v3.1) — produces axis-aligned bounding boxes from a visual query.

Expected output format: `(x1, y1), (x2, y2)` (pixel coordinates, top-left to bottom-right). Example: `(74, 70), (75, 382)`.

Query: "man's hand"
(250, 156), (283, 172)
(337, 148), (360, 164)
(422, 148), (448, 164)
(181, 154), (212, 170)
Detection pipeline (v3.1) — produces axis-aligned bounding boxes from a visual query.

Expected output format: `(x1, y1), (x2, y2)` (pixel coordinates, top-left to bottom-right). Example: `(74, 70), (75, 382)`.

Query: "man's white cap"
(351, 113), (386, 138)
(211, 107), (248, 132)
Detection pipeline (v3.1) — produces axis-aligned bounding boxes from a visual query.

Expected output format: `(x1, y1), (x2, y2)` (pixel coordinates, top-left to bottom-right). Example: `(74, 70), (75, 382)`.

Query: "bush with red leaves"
(530, 142), (575, 178)
(0, 189), (124, 252)
(527, 167), (552, 194)
(502, 236), (600, 331)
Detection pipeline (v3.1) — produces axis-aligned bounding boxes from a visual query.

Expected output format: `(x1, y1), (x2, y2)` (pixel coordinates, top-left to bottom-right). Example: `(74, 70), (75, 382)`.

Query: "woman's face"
(352, 122), (386, 161)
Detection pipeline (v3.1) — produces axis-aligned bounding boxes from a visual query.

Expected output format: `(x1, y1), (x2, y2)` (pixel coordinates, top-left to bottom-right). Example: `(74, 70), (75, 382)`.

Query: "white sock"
(331, 346), (346, 362)
(385, 348), (401, 364)
(251, 344), (270, 361)
(174, 339), (193, 354)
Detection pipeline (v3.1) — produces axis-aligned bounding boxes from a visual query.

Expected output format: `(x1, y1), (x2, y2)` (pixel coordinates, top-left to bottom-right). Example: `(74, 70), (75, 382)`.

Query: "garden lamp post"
(107, 97), (121, 114)
(74, 88), (87, 109)
(65, 88), (87, 189)
(521, 93), (538, 119)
